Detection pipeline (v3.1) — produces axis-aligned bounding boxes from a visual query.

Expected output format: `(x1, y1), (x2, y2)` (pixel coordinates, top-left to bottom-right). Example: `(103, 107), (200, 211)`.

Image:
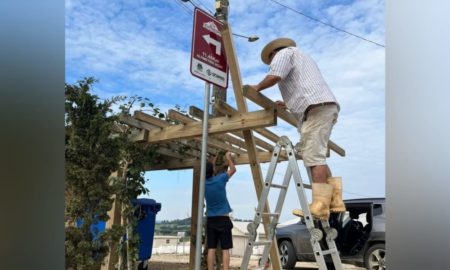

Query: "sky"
(66, 0), (385, 223)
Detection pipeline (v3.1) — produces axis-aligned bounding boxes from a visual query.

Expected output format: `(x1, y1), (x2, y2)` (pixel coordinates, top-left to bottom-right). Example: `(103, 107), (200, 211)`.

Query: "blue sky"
(66, 0), (385, 223)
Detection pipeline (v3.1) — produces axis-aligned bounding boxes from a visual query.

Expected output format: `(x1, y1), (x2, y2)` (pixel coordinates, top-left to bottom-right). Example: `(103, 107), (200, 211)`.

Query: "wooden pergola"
(101, 24), (345, 270)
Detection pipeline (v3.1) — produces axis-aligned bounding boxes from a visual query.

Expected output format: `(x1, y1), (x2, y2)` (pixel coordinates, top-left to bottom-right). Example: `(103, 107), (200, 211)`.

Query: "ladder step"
(253, 240), (272, 246)
(261, 212), (280, 217)
(270, 183), (288, 189)
(321, 248), (338, 256)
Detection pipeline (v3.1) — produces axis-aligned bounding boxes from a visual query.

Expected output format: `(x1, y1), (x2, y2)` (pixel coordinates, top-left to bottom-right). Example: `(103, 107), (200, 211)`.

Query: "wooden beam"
(242, 85), (346, 157)
(169, 110), (248, 150)
(101, 172), (122, 270)
(213, 100), (281, 143)
(189, 163), (201, 270)
(132, 110), (242, 155)
(134, 111), (169, 128)
(188, 106), (273, 152)
(119, 114), (158, 131)
(144, 151), (292, 171)
(189, 105), (212, 120)
(221, 23), (282, 270)
(146, 109), (277, 144)
(154, 146), (187, 160)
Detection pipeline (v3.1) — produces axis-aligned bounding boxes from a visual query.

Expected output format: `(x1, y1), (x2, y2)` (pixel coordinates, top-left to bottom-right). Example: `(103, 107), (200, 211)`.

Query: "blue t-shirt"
(205, 172), (232, 217)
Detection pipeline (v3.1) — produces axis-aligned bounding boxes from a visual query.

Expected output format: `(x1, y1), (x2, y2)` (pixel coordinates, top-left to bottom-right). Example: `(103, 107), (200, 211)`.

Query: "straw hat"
(261, 38), (296, 65)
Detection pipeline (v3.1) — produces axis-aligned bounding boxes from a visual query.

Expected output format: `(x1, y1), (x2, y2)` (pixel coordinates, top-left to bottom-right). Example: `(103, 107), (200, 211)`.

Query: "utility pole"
(212, 0), (229, 116)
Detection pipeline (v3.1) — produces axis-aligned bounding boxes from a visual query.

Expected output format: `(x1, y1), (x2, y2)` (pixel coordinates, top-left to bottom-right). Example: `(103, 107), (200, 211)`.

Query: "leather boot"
(328, 177), (346, 213)
(292, 183), (333, 221)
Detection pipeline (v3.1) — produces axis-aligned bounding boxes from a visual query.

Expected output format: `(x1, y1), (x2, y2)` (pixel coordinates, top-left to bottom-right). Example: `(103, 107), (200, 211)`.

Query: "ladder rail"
(240, 142), (283, 270)
(240, 136), (344, 270)
(259, 165), (293, 268)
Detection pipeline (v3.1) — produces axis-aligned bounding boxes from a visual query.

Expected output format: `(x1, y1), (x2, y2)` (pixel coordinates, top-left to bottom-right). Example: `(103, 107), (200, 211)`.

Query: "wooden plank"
(119, 114), (158, 131)
(134, 111), (169, 128)
(146, 109), (277, 144)
(128, 129), (148, 142)
(169, 110), (248, 150)
(133, 110), (242, 154)
(144, 151), (292, 171)
(214, 100), (281, 143)
(189, 163), (201, 270)
(187, 106), (273, 152)
(242, 85), (346, 157)
(221, 23), (282, 270)
(189, 105), (212, 120)
(155, 146), (187, 160)
(201, 136), (246, 154)
(101, 172), (122, 270)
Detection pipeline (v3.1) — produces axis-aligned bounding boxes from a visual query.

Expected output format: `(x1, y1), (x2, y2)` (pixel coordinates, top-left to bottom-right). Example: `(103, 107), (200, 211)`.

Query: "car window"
(373, 204), (383, 216)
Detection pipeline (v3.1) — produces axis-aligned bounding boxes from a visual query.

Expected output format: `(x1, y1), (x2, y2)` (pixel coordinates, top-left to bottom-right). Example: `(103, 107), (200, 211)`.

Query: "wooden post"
(221, 23), (283, 270)
(101, 172), (122, 270)
(190, 163), (201, 270)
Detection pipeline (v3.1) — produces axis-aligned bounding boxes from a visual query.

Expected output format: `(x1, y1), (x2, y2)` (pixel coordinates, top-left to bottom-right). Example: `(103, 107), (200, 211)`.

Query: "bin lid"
(133, 198), (161, 213)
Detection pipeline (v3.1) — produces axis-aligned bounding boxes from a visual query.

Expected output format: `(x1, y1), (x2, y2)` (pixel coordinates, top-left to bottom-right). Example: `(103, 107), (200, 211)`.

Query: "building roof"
(154, 235), (179, 239)
(232, 221), (266, 236)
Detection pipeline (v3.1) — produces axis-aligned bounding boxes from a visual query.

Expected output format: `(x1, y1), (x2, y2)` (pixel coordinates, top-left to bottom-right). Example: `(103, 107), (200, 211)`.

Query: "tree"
(65, 78), (161, 269)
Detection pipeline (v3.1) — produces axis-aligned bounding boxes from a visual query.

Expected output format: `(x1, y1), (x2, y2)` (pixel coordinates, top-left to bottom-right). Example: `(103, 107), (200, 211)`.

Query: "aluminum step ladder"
(240, 136), (343, 270)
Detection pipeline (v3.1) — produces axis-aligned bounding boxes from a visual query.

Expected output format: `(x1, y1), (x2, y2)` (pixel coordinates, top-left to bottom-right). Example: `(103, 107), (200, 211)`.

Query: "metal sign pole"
(194, 81), (211, 270)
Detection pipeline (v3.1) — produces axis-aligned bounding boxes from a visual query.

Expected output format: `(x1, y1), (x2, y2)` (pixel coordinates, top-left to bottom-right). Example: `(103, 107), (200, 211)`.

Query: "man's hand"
(275, 100), (286, 108)
(225, 152), (236, 178)
(225, 152), (235, 162)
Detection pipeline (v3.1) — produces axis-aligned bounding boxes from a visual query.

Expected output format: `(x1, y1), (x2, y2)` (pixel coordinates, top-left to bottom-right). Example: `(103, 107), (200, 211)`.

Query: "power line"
(178, 0), (259, 42)
(268, 0), (385, 48)
(191, 0), (215, 15)
(173, 0), (193, 15)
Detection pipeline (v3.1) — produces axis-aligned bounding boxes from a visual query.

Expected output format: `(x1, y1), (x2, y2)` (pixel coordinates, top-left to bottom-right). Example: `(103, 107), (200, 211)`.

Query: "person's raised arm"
(248, 75), (281, 92)
(225, 152), (236, 178)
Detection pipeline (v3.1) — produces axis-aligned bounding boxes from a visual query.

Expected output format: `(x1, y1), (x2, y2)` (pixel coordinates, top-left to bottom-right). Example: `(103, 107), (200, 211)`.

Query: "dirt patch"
(148, 254), (365, 269)
(148, 254), (259, 269)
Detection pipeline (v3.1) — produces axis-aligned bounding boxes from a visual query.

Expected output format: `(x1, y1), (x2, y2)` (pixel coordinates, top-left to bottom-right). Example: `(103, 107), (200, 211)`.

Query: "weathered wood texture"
(145, 109), (277, 144)
(189, 163), (201, 270)
(189, 105), (274, 152)
(221, 23), (282, 270)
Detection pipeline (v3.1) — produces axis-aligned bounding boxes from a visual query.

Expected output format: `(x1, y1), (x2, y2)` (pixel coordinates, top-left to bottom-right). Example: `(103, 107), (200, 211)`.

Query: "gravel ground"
(148, 254), (365, 269)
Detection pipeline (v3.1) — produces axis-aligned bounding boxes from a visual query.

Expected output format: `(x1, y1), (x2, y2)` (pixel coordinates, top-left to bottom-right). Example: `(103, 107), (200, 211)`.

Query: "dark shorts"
(206, 216), (233, 250)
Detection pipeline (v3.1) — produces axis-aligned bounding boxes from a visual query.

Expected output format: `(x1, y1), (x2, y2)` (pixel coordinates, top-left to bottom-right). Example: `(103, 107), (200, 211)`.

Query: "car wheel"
(364, 243), (386, 270)
(278, 240), (297, 269)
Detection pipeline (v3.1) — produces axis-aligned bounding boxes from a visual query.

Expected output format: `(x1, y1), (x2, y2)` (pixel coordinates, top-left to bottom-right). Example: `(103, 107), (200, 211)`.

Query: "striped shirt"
(268, 47), (339, 124)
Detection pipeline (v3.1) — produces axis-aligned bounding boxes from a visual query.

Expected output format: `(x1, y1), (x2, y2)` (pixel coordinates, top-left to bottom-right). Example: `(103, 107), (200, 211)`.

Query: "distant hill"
(155, 217), (253, 236)
(155, 217), (191, 237)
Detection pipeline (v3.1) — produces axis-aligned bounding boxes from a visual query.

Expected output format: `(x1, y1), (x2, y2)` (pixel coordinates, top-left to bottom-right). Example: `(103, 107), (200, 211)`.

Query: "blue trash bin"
(75, 217), (106, 241)
(133, 198), (161, 262)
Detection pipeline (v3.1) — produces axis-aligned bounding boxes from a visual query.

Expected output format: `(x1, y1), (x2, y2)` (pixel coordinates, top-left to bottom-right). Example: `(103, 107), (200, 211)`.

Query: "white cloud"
(66, 0), (385, 221)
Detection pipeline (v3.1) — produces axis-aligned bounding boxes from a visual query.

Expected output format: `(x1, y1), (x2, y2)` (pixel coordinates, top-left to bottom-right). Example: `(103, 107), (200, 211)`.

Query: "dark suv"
(275, 198), (385, 270)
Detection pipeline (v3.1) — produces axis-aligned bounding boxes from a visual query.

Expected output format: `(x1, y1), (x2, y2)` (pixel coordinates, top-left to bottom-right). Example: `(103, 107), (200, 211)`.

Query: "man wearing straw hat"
(247, 38), (345, 221)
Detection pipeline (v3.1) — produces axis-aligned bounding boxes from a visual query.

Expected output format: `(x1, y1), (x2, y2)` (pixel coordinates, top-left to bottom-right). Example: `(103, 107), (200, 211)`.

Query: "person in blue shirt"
(205, 151), (236, 270)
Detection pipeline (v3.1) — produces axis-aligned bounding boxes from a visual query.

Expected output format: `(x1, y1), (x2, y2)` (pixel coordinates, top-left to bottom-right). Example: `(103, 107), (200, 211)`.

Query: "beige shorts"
(298, 104), (338, 167)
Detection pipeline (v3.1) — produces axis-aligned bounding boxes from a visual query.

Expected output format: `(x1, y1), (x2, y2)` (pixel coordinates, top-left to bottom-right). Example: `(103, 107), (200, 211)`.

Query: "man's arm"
(225, 152), (236, 178)
(249, 75), (281, 92)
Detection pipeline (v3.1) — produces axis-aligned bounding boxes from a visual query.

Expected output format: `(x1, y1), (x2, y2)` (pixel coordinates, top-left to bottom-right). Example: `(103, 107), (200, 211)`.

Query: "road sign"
(190, 8), (229, 88)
